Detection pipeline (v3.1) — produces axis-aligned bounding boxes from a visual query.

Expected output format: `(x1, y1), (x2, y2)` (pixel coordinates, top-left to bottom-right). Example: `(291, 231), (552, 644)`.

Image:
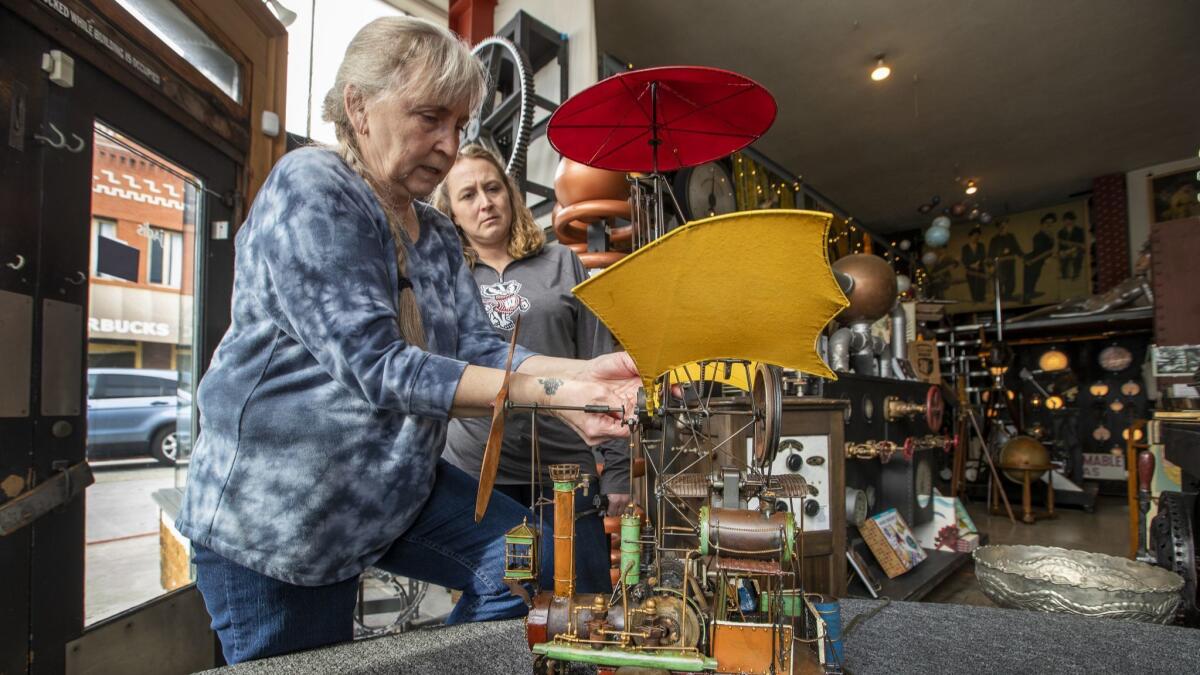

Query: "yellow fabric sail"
(573, 209), (850, 391)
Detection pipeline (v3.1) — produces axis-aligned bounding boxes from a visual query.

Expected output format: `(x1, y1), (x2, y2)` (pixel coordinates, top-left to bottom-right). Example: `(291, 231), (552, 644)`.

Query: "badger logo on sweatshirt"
(479, 280), (530, 331)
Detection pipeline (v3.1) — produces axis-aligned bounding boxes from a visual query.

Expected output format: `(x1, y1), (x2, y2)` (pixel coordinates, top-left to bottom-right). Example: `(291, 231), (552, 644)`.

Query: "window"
(114, 0), (242, 103)
(284, 0), (407, 141)
(91, 218), (121, 278)
(148, 226), (183, 287)
(92, 374), (175, 399)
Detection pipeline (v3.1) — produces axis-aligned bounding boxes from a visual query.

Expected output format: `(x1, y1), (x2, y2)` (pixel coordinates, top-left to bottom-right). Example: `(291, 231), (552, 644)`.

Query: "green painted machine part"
(760, 589), (807, 617)
(620, 513), (641, 585)
(531, 643), (718, 672)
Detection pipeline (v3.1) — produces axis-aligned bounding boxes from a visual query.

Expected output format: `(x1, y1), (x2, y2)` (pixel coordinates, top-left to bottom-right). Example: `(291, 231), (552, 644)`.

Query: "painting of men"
(940, 200), (1090, 313)
(961, 226), (988, 302)
(987, 219), (1024, 302)
(1056, 211), (1085, 280)
(1023, 214), (1056, 303)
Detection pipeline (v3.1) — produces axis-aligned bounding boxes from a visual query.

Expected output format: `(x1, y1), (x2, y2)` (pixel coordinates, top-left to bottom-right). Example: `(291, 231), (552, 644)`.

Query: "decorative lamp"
(1122, 428), (1145, 442)
(925, 223), (951, 247)
(1038, 349), (1069, 372)
(1089, 382), (1110, 397)
(503, 518), (538, 581)
(1045, 395), (1064, 410)
(1098, 345), (1133, 372)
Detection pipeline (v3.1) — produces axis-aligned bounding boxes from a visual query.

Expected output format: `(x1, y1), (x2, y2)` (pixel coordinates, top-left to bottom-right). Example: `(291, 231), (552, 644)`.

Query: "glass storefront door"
(84, 122), (204, 623)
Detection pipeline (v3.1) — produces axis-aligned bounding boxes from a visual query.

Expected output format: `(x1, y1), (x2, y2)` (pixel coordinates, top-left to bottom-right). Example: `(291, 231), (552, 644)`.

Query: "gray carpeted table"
(208, 599), (1200, 674)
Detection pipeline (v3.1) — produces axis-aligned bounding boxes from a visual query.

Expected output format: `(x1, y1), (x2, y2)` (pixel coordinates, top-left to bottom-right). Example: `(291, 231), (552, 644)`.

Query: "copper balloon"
(999, 435), (1051, 483)
(553, 158), (629, 206)
(832, 253), (898, 323)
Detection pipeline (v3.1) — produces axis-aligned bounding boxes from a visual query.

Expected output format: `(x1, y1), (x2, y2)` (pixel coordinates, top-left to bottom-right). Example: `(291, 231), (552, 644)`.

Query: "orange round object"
(603, 515), (621, 534)
(554, 158), (629, 206)
(578, 251), (626, 269)
(554, 199), (633, 241)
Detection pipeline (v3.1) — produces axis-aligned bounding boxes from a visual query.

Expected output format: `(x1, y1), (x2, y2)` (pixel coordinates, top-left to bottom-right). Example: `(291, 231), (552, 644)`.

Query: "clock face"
(685, 161), (737, 219)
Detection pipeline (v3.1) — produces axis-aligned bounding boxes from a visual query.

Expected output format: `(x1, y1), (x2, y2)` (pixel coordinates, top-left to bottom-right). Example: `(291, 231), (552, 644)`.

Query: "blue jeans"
(194, 460), (531, 664)
(496, 479), (613, 595)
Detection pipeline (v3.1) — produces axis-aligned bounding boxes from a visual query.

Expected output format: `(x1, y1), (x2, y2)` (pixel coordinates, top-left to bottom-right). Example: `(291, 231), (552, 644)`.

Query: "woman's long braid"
(338, 142), (427, 350)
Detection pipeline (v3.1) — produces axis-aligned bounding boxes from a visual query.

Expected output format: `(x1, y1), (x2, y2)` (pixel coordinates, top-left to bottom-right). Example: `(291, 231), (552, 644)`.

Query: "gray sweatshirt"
(443, 243), (630, 494)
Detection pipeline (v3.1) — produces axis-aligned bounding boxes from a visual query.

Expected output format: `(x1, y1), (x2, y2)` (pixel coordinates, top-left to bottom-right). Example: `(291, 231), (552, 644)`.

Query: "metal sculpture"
(491, 64), (851, 674)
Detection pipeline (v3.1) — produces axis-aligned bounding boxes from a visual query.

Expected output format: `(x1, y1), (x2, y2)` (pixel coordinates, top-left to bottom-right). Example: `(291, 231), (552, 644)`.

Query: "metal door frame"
(1, 6), (238, 672)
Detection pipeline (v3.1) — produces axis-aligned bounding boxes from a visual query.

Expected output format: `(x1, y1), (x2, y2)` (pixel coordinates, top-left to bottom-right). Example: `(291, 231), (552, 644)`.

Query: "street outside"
(85, 458), (175, 625)
(85, 459), (454, 629)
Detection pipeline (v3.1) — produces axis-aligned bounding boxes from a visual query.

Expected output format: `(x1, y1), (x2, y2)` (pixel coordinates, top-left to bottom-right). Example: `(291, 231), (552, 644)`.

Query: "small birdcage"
(504, 518), (538, 581)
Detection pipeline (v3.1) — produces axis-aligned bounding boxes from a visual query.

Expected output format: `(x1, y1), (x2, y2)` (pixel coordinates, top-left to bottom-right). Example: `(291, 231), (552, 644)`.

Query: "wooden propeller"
(475, 317), (521, 523)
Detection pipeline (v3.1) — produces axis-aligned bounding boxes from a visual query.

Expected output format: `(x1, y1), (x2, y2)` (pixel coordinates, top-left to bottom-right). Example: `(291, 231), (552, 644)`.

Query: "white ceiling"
(594, 0), (1200, 232)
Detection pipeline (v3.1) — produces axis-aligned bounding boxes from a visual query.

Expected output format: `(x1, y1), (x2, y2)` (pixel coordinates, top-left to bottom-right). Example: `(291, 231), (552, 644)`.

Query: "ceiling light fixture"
(965, 179), (978, 195)
(870, 56), (891, 82)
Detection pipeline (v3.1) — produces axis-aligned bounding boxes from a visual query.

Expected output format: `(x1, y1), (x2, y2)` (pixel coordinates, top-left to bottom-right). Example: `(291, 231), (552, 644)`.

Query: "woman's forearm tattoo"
(538, 377), (563, 396)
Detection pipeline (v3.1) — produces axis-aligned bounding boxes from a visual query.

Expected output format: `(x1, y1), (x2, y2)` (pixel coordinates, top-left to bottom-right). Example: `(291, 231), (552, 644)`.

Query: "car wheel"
(151, 427), (178, 466)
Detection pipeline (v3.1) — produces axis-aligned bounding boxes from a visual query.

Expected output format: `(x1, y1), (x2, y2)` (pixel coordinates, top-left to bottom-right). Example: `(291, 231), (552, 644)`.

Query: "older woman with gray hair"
(175, 16), (639, 664)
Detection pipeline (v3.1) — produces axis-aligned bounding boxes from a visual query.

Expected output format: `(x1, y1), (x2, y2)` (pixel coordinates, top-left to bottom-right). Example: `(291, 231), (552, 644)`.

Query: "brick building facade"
(88, 127), (197, 372)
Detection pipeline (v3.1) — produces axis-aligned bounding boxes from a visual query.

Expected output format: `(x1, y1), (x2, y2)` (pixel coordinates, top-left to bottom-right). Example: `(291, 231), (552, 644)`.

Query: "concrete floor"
(924, 494), (1132, 607)
(86, 460), (176, 624)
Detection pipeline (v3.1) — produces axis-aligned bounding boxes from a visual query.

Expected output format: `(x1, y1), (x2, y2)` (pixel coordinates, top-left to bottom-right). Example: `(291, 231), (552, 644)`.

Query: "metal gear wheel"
(353, 568), (429, 638)
(468, 37), (535, 177)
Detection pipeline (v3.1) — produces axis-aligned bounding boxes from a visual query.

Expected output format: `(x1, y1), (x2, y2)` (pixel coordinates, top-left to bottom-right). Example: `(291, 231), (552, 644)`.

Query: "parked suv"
(87, 368), (191, 465)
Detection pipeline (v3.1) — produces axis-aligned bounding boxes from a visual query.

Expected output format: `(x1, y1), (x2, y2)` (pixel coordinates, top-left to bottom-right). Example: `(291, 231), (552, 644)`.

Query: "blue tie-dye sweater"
(176, 147), (534, 585)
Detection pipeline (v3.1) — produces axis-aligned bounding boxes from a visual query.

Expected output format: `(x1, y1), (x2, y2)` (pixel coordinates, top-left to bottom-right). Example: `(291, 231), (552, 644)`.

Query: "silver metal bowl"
(973, 545), (1184, 623)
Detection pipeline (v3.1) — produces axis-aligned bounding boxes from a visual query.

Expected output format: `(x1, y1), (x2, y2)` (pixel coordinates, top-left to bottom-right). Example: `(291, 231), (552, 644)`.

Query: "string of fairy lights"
(731, 152), (928, 297)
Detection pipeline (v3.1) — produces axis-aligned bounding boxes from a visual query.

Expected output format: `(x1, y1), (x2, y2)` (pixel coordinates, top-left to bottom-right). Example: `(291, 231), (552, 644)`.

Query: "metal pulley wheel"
(353, 568), (429, 638)
(926, 384), (944, 430)
(1151, 491), (1199, 624)
(750, 363), (783, 467)
(467, 37), (535, 177)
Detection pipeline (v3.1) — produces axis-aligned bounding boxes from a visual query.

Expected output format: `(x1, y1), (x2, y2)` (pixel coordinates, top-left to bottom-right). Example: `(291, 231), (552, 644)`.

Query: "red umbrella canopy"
(547, 66), (777, 173)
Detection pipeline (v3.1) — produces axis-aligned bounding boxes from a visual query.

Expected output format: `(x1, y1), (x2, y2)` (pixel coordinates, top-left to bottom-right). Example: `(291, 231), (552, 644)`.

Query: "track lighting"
(870, 56), (890, 82)
(264, 0), (297, 27)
